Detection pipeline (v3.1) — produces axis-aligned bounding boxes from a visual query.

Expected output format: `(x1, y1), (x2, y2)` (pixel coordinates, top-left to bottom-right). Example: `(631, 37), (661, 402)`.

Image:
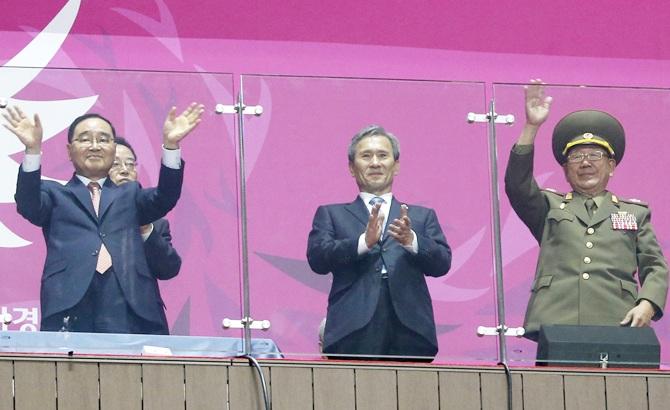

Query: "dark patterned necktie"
(369, 196), (385, 209)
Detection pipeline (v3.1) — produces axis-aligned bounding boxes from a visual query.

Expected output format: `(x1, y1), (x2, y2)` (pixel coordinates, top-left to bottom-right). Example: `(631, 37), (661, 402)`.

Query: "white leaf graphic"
(1, 0), (99, 247)
(0, 0), (82, 96)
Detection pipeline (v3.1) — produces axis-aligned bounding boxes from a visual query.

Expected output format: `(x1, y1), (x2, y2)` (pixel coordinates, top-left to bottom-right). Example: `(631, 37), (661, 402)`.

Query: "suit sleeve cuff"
(512, 144), (534, 155)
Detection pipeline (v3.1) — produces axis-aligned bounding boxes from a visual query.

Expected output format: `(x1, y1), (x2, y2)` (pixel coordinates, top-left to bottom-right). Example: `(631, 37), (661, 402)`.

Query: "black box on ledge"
(536, 324), (660, 368)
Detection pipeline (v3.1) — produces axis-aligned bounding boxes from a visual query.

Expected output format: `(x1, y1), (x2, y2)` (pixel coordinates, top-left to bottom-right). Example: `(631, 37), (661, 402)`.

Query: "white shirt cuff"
(22, 153), (41, 172)
(357, 233), (371, 255)
(402, 230), (419, 254)
(162, 145), (182, 169)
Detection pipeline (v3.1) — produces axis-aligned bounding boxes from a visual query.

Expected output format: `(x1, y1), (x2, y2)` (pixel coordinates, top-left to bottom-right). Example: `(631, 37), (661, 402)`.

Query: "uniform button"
(587, 227), (595, 235)
(586, 241), (593, 249)
(100, 232), (106, 238)
(583, 256), (591, 264)
(559, 203), (566, 209)
(92, 250), (99, 256)
(582, 273), (590, 280)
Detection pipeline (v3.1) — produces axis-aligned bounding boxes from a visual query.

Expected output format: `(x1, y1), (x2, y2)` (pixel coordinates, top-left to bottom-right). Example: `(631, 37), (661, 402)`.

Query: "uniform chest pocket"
(547, 209), (574, 223)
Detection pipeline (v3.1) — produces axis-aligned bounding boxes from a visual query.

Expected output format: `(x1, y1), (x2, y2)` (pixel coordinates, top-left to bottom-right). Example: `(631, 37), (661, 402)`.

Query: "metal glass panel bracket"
(468, 102), (518, 410)
(215, 79), (269, 356)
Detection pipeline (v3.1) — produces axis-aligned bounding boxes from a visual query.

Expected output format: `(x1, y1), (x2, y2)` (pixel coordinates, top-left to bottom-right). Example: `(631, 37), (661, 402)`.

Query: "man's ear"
(348, 162), (355, 177)
(609, 159), (616, 176)
(66, 143), (73, 161)
(393, 160), (400, 175)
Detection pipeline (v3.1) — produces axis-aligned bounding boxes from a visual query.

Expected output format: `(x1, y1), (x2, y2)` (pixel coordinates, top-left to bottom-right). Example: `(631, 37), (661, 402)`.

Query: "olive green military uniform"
(505, 144), (668, 340)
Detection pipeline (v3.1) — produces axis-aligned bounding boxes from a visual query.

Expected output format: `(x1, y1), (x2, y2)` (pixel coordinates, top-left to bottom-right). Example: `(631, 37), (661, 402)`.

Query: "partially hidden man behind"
(505, 80), (668, 341)
(307, 125), (452, 360)
(108, 136), (182, 333)
(2, 103), (203, 334)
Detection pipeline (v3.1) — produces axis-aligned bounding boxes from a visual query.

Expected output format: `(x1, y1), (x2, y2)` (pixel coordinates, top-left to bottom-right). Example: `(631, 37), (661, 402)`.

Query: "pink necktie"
(88, 182), (112, 274)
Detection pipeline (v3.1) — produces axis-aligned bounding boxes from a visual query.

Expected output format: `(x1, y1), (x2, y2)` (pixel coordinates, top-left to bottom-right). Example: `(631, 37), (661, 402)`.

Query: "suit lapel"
(66, 176), (98, 221)
(344, 196), (369, 227)
(98, 179), (118, 220)
(567, 193), (591, 226)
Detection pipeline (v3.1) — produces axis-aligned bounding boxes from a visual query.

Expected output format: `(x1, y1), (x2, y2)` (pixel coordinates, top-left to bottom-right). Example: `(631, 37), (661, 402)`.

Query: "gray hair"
(347, 125), (400, 162)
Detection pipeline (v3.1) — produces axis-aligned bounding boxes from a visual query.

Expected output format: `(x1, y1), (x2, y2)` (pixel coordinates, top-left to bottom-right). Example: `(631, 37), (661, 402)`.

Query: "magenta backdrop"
(1, 0), (670, 365)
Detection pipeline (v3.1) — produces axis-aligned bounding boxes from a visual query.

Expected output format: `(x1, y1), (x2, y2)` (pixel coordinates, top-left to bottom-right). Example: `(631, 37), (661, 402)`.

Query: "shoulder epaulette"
(616, 196), (649, 207)
(541, 188), (565, 197)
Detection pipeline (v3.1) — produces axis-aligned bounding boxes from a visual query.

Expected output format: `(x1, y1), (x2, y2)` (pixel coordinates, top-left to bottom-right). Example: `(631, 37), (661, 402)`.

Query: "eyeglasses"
(72, 135), (114, 147)
(566, 151), (607, 163)
(111, 160), (137, 171)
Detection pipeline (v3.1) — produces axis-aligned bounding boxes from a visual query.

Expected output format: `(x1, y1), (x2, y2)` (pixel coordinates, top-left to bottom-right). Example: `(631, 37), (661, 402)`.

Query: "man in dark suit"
(108, 137), (182, 333)
(307, 125), (452, 360)
(2, 103), (203, 334)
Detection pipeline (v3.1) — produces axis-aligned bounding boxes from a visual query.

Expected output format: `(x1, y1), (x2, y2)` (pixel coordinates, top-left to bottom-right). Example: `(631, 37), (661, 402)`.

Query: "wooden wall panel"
(605, 375), (647, 410)
(439, 371), (481, 410)
(2, 356), (670, 410)
(99, 362), (142, 410)
(313, 367), (355, 410)
(271, 367), (313, 410)
(563, 375), (605, 410)
(14, 361), (56, 410)
(0, 361), (13, 410)
(228, 365), (270, 410)
(185, 365), (227, 410)
(521, 373), (564, 410)
(56, 362), (99, 410)
(355, 369), (397, 410)
(480, 372), (522, 410)
(397, 370), (439, 410)
(142, 364), (185, 410)
(648, 376), (670, 410)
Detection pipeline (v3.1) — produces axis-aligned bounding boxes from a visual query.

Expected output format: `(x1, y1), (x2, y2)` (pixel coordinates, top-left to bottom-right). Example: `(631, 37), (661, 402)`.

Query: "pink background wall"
(2, 0), (670, 365)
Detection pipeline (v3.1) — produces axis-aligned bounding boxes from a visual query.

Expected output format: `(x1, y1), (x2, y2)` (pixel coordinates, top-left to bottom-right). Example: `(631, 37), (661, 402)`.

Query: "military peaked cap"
(552, 110), (625, 164)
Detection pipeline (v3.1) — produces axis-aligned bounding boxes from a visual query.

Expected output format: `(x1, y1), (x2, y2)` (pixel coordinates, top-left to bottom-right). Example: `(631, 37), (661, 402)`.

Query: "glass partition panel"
(494, 82), (670, 368)
(241, 75), (499, 363)
(0, 66), (244, 357)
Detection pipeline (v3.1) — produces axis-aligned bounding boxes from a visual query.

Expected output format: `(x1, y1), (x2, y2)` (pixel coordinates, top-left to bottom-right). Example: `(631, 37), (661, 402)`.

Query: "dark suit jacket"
(15, 163), (184, 331)
(145, 218), (181, 281)
(142, 218), (182, 333)
(307, 196), (451, 352)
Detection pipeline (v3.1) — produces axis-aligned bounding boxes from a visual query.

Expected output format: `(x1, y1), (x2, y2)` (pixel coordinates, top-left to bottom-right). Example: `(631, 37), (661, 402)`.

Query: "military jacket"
(504, 145), (668, 338)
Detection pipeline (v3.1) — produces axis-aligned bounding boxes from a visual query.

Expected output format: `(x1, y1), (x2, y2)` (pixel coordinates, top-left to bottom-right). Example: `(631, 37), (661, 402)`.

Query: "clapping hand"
(388, 204), (414, 246)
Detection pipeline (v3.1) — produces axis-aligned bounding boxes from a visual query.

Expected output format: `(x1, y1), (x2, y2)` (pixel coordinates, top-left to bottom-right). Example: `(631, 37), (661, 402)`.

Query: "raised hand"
(525, 79), (552, 126)
(388, 204), (414, 246)
(162, 103), (205, 149)
(365, 203), (384, 248)
(2, 106), (43, 154)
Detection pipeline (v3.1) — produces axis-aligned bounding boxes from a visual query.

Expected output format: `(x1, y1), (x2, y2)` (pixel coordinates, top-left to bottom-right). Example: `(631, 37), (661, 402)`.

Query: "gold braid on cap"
(562, 132), (615, 156)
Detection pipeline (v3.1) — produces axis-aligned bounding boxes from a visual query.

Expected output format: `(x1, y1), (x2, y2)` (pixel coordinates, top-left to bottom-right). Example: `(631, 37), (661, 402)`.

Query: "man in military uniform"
(505, 80), (669, 341)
